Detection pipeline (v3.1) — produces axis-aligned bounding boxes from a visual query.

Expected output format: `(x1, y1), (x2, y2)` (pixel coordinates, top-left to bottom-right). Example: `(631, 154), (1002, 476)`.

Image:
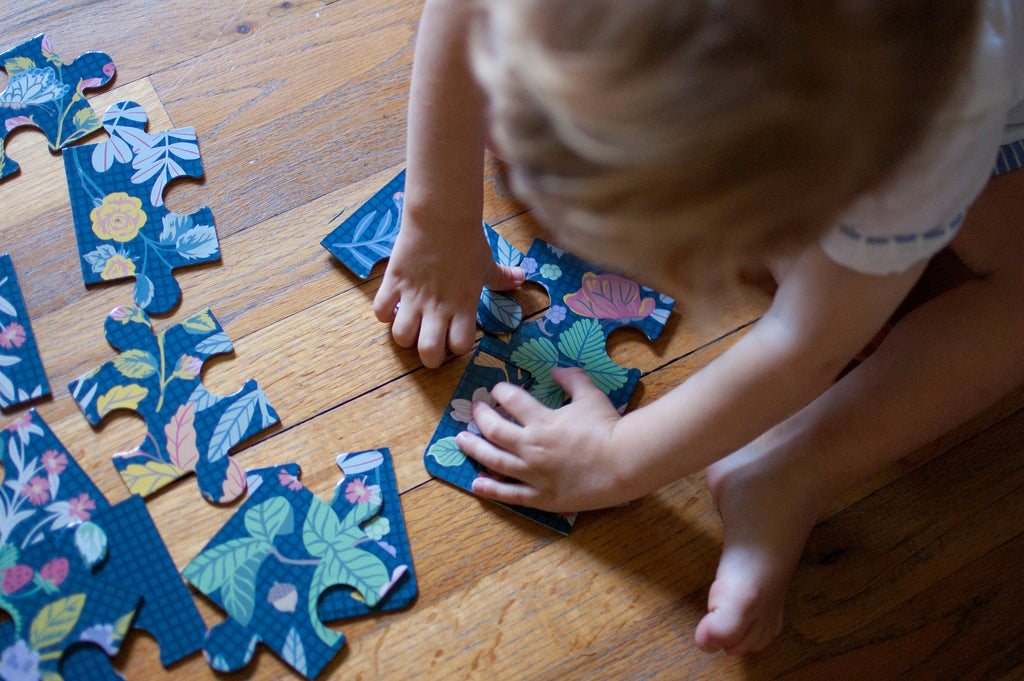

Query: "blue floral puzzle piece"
(62, 100), (221, 314)
(0, 255), (50, 409)
(425, 240), (675, 533)
(68, 304), (281, 504)
(0, 523), (139, 681)
(185, 455), (415, 679)
(0, 34), (115, 181)
(320, 169), (524, 334)
(0, 409), (206, 670)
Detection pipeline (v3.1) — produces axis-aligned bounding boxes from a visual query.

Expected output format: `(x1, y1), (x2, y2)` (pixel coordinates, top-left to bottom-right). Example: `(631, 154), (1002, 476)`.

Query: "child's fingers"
(390, 302), (421, 349)
(456, 431), (528, 479)
(485, 263), (526, 292)
(448, 312), (477, 357)
(472, 473), (541, 508)
(470, 400), (522, 450)
(489, 381), (548, 423)
(372, 280), (401, 323)
(418, 313), (451, 369)
(551, 366), (600, 400)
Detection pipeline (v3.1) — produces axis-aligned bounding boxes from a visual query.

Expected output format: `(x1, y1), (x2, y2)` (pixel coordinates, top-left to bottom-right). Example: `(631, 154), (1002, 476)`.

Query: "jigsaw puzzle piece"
(185, 459), (414, 678)
(0, 255), (51, 409)
(320, 169), (524, 334)
(481, 239), (674, 411)
(0, 409), (207, 668)
(0, 34), (115, 180)
(423, 346), (578, 534)
(0, 518), (140, 681)
(63, 100), (220, 313)
(68, 305), (280, 503)
(425, 240), (675, 533)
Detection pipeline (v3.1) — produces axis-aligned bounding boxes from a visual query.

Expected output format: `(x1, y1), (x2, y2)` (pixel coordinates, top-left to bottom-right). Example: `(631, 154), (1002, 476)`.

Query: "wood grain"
(2, 2), (1022, 680)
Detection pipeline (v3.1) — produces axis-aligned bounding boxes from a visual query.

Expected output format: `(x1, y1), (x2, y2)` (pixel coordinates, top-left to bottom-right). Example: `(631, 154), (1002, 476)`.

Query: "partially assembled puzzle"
(184, 449), (415, 678)
(0, 254), (50, 409)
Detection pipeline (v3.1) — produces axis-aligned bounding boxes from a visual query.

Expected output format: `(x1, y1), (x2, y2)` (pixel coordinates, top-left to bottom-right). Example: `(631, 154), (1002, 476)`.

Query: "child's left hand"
(455, 366), (634, 512)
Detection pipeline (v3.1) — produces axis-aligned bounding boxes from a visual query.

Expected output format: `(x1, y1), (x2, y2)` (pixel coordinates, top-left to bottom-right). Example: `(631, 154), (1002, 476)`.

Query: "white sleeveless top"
(821, 0), (1024, 275)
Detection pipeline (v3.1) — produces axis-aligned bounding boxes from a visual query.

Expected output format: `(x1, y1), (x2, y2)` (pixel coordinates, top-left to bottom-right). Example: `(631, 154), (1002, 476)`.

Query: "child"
(375, 0), (1024, 654)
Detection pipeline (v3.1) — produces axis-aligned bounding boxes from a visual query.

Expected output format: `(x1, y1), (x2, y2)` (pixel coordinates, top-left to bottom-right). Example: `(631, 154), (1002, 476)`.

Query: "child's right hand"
(373, 207), (524, 368)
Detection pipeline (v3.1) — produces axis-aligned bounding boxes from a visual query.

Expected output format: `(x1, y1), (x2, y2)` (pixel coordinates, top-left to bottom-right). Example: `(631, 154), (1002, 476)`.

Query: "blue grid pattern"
(0, 255), (51, 408)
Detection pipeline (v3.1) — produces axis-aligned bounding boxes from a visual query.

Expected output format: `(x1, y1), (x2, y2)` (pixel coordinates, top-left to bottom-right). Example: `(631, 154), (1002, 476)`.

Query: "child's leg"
(695, 168), (1024, 655)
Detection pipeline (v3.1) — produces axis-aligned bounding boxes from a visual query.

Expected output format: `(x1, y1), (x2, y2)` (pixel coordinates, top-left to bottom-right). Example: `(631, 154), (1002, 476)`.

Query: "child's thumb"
(486, 264), (525, 292)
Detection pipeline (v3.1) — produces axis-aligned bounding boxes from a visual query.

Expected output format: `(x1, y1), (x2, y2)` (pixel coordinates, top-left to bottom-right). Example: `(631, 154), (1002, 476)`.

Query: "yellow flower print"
(90, 192), (147, 242)
(100, 254), (136, 280)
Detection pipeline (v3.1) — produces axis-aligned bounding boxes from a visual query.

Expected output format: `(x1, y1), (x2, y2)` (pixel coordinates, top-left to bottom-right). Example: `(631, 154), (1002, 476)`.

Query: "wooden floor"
(2, 2), (1023, 679)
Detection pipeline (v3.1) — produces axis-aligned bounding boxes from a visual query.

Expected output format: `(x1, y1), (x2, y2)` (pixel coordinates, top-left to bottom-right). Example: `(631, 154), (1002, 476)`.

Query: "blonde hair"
(470, 0), (978, 289)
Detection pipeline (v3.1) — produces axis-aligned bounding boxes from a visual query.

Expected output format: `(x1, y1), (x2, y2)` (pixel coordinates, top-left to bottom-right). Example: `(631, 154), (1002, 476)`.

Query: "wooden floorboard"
(2, 2), (1023, 680)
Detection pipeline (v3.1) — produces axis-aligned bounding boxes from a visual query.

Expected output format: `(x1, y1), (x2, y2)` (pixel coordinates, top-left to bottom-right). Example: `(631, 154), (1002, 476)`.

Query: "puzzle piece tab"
(0, 410), (206, 675)
(425, 240), (674, 533)
(69, 305), (280, 503)
(63, 100), (221, 313)
(0, 34), (115, 181)
(185, 452), (415, 679)
(320, 169), (524, 334)
(0, 254), (50, 409)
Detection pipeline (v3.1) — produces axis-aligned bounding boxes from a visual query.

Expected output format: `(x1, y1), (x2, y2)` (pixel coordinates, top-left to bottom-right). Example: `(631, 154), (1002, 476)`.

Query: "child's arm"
(458, 245), (927, 512)
(374, 0), (524, 369)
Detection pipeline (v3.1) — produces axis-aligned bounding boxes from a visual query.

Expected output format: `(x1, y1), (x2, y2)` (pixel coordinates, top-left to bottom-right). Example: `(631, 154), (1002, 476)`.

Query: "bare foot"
(695, 447), (823, 654)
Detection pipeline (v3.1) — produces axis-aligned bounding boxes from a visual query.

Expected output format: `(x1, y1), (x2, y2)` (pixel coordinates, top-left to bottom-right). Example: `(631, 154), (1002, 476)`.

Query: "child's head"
(470, 0), (978, 290)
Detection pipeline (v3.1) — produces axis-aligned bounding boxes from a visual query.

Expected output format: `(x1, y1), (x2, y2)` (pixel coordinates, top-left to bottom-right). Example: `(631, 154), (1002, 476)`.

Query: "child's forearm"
(611, 248), (927, 500)
(404, 0), (487, 229)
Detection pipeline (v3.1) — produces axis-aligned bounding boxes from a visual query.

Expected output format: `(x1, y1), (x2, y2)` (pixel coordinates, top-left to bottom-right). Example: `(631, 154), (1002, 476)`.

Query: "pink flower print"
(102, 62), (116, 78)
(21, 476), (50, 506)
(39, 557), (69, 589)
(110, 306), (134, 321)
(278, 469), (304, 491)
(41, 449), (68, 475)
(174, 355), (203, 380)
(4, 116), (32, 132)
(0, 322), (26, 349)
(344, 478), (381, 505)
(450, 387), (512, 436)
(77, 77), (101, 94)
(563, 272), (656, 321)
(5, 413), (32, 433)
(67, 493), (96, 522)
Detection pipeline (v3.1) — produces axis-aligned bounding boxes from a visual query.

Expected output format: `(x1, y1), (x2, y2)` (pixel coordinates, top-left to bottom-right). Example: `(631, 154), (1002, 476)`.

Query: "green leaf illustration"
(510, 337), (558, 377)
(184, 537), (269, 595)
(557, 318), (629, 394)
(244, 497), (295, 544)
(307, 550), (390, 644)
(30, 593), (86, 650)
(113, 349), (158, 379)
(74, 522), (108, 567)
(3, 57), (36, 77)
(302, 499), (344, 559)
(220, 550), (265, 627)
(0, 543), (18, 571)
(281, 627), (308, 676)
(426, 437), (466, 468)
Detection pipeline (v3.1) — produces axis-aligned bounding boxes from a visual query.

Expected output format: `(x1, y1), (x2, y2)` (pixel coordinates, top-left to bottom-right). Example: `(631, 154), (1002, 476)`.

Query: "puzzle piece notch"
(63, 100), (221, 313)
(320, 169), (525, 334)
(68, 305), (280, 504)
(0, 34), (115, 180)
(186, 455), (415, 679)
(0, 518), (141, 681)
(0, 254), (51, 409)
(424, 239), (675, 533)
(0, 409), (207, 671)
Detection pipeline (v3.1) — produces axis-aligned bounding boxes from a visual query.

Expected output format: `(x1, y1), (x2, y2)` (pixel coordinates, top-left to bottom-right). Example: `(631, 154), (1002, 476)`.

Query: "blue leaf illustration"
(160, 213), (192, 245)
(477, 289), (522, 333)
(329, 208), (399, 278)
(281, 627), (308, 676)
(207, 390), (259, 462)
(176, 224), (219, 259)
(133, 274), (154, 309)
(484, 224), (523, 267)
(194, 331), (233, 355)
